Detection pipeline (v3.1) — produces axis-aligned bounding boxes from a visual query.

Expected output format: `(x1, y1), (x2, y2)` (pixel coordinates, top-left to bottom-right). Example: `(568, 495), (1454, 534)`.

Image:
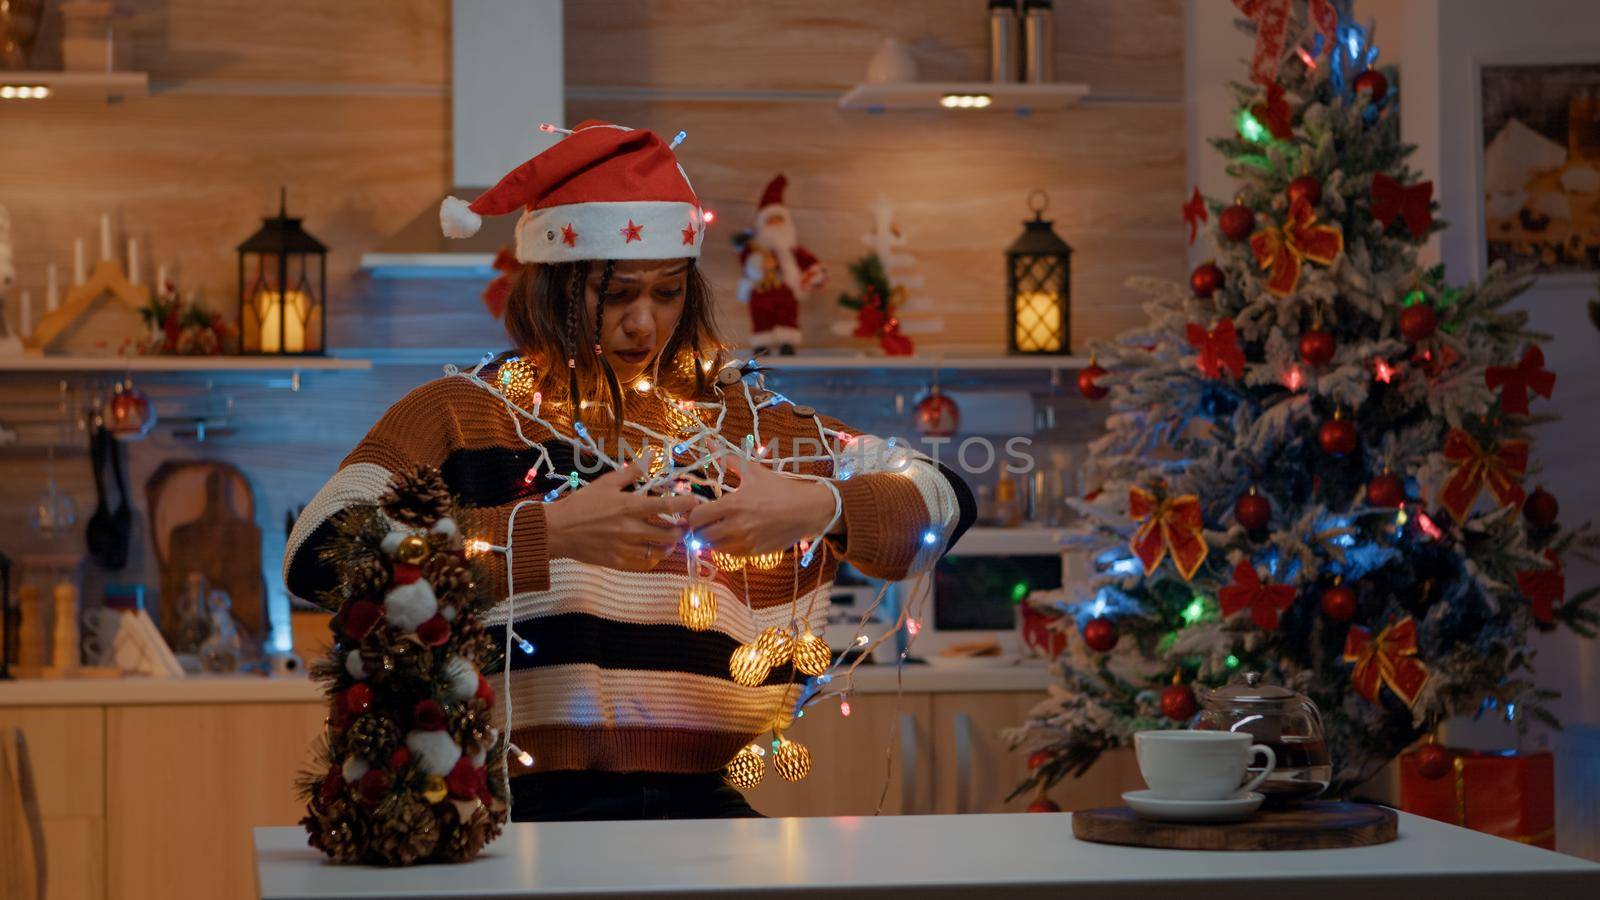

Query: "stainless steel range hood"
(361, 0), (564, 273)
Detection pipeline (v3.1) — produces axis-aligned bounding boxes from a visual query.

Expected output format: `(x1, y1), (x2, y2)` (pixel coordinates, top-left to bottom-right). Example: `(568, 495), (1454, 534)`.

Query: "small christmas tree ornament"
(1160, 681), (1198, 721)
(773, 735), (813, 782)
(1320, 583), (1358, 623)
(791, 626), (833, 677)
(1524, 487), (1559, 528)
(913, 386), (961, 437)
(1415, 742), (1453, 780)
(1027, 750), (1054, 770)
(1367, 472), (1405, 508)
(1399, 302), (1437, 343)
(678, 583), (717, 632)
(1354, 68), (1389, 103)
(1234, 487), (1271, 531)
(1082, 616), (1118, 652)
(1219, 561), (1297, 631)
(1299, 328), (1336, 366)
(1318, 412), (1358, 457)
(729, 642), (773, 687)
(1189, 262), (1224, 298)
(1077, 358), (1109, 400)
(1219, 202), (1255, 241)
(724, 744), (766, 788)
(1287, 175), (1323, 207)
(754, 625), (795, 664)
(394, 535), (430, 566)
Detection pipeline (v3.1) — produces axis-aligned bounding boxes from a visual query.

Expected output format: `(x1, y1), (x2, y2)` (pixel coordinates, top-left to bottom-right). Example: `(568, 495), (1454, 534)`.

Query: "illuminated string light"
(669, 129), (687, 149)
(465, 538), (501, 556)
(1225, 654), (1241, 669)
(907, 618), (921, 636)
(840, 698), (852, 717)
(1237, 108), (1267, 142)
(514, 747), (535, 767)
(1182, 596), (1207, 625)
(513, 633), (536, 655)
(1373, 358), (1396, 384)
(922, 529), (939, 545)
(634, 378), (653, 392)
(1416, 511), (1443, 540)
(1284, 366), (1304, 391)
(853, 635), (870, 647)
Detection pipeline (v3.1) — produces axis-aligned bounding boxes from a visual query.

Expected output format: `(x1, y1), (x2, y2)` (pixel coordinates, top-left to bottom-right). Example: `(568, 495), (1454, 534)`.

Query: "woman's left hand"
(685, 454), (837, 556)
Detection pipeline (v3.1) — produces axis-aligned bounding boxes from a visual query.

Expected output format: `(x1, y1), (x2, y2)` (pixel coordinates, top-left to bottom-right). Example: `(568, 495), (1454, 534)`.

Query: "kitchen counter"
(254, 810), (1600, 899)
(0, 675), (320, 706)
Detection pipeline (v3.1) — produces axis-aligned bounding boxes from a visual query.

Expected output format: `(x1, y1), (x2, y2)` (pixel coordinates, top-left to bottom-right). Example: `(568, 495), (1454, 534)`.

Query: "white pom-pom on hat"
(440, 196), (482, 239)
(405, 729), (462, 776)
(384, 580), (438, 631)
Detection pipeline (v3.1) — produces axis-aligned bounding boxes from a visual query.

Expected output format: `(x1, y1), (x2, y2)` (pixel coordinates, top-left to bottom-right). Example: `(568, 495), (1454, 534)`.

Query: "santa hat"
(757, 174), (788, 212)
(439, 121), (706, 263)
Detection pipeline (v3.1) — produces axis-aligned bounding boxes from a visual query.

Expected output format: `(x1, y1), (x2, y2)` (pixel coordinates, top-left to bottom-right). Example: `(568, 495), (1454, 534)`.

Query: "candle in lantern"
(128, 237), (140, 284)
(258, 290), (307, 353)
(100, 213), (112, 261)
(46, 264), (58, 311)
(20, 290), (31, 336)
(1013, 290), (1064, 353)
(74, 239), (86, 285)
(156, 264), (168, 294)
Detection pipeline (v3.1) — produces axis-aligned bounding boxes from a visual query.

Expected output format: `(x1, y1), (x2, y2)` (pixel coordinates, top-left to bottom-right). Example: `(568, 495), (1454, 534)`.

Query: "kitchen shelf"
(0, 70), (149, 101)
(0, 355), (372, 372)
(949, 526), (1067, 555)
(839, 81), (1089, 114)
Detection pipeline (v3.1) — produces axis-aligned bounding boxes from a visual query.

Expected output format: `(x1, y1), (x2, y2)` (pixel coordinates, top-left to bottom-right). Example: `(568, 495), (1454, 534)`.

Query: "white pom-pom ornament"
(341, 756), (371, 782)
(344, 649), (369, 681)
(405, 729), (463, 776)
(431, 517), (460, 546)
(385, 580), (438, 631)
(380, 529), (408, 556)
(444, 655), (478, 702)
(440, 196), (482, 238)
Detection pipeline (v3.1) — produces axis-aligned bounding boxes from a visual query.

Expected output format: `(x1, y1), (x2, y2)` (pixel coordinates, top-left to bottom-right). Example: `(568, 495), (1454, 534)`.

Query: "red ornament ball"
(1353, 69), (1389, 103)
(416, 613), (452, 647)
(343, 682), (373, 715)
(1082, 616), (1119, 653)
(1234, 491), (1271, 531)
(357, 768), (392, 805)
(1026, 798), (1062, 813)
(1399, 303), (1437, 342)
(914, 387), (961, 437)
(1028, 750), (1054, 770)
(1366, 473), (1405, 508)
(1298, 329), (1336, 366)
(1077, 363), (1110, 400)
(1287, 175), (1323, 207)
(1190, 262), (1225, 298)
(1219, 204), (1255, 241)
(1320, 585), (1358, 623)
(1160, 683), (1198, 721)
(1415, 744), (1453, 780)
(1318, 418), (1358, 456)
(1524, 487), (1559, 528)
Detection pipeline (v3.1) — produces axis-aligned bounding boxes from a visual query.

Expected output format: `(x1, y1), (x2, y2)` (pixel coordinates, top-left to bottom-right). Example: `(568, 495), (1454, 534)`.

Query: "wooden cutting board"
(1072, 802), (1397, 851)
(147, 462), (265, 639)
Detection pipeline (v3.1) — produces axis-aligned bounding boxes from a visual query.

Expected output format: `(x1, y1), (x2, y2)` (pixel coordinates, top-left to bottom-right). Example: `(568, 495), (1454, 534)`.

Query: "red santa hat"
(757, 174), (788, 212)
(439, 120), (706, 263)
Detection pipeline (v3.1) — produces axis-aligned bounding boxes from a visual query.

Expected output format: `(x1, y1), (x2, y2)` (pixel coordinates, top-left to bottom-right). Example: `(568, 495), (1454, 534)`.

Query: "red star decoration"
(681, 223), (698, 246)
(1515, 550), (1564, 625)
(621, 219), (644, 243)
(560, 223), (578, 247)
(1485, 345), (1555, 416)
(1182, 188), (1208, 245)
(1218, 560), (1297, 631)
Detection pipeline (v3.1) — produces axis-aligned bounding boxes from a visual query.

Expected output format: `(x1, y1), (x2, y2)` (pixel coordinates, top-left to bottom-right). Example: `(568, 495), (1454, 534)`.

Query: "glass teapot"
(1193, 671), (1331, 804)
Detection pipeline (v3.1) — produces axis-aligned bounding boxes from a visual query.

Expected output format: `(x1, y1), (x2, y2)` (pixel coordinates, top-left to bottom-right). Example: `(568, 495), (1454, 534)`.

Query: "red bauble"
(475, 674), (496, 706)
(357, 768), (392, 805)
(1082, 616), (1119, 653)
(343, 682), (373, 715)
(1287, 175), (1323, 207)
(1320, 585), (1357, 622)
(1353, 69), (1389, 103)
(1367, 473), (1405, 508)
(1219, 204), (1255, 241)
(1524, 488), (1559, 528)
(388, 746), (412, 770)
(1160, 684), (1198, 721)
(340, 599), (383, 640)
(914, 387), (961, 437)
(1415, 743), (1453, 780)
(391, 562), (422, 585)
(416, 613), (451, 647)
(1399, 303), (1437, 342)
(1028, 750), (1054, 770)
(413, 699), (447, 731)
(1026, 798), (1062, 813)
(107, 383), (156, 439)
(1077, 364), (1110, 400)
(1234, 490), (1271, 531)
(1318, 418), (1358, 456)
(1190, 262), (1224, 298)
(1298, 329), (1336, 366)
(319, 767), (344, 804)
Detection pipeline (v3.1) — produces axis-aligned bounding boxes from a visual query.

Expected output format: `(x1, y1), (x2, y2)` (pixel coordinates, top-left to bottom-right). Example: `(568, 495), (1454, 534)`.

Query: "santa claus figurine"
(735, 175), (827, 355)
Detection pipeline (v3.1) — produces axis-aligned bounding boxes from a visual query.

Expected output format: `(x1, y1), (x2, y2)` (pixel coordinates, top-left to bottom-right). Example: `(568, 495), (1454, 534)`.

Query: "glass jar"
(1193, 671), (1331, 804)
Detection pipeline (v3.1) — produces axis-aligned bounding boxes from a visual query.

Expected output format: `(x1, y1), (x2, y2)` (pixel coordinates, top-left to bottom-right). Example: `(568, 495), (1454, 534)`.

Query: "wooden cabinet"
(0, 705), (107, 900)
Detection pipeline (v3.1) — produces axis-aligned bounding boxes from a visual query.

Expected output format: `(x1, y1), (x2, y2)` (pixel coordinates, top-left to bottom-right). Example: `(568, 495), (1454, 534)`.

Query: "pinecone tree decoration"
(347, 714), (401, 762)
(305, 801), (367, 863)
(370, 795), (440, 865)
(424, 552), (472, 600)
(434, 805), (498, 863)
(348, 554), (390, 600)
(449, 698), (495, 753)
(380, 466), (451, 527)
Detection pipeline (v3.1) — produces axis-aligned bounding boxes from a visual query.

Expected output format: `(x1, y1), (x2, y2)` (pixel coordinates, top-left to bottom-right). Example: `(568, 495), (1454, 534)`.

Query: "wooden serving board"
(1072, 802), (1397, 851)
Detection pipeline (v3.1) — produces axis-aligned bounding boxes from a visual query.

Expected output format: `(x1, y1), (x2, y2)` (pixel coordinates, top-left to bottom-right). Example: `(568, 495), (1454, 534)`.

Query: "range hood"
(361, 0), (564, 272)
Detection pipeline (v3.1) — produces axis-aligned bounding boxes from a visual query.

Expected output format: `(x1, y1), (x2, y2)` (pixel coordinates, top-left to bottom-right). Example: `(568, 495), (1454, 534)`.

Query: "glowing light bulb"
(1374, 358), (1396, 384)
(702, 209), (716, 225)
(1284, 366), (1304, 391)
(853, 635), (869, 647)
(466, 539), (493, 556)
(634, 378), (653, 392)
(840, 699), (852, 717)
(523, 467), (539, 485)
(689, 537), (704, 552)
(1182, 596), (1206, 625)
(1225, 653), (1241, 669)
(574, 422), (589, 439)
(817, 673), (832, 684)
(1395, 505), (1409, 526)
(1237, 108), (1267, 143)
(1417, 511), (1443, 540)
(517, 749), (535, 766)
(922, 529), (939, 545)
(515, 636), (536, 655)
(907, 618), (921, 636)
(543, 489), (560, 502)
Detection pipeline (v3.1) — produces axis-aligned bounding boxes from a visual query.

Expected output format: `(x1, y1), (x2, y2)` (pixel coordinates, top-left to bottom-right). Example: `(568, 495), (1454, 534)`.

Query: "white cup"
(1134, 730), (1276, 801)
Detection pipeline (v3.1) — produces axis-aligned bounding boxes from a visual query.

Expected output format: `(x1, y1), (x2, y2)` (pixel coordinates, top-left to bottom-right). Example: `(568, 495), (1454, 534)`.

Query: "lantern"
(1006, 189), (1072, 355)
(238, 188), (327, 355)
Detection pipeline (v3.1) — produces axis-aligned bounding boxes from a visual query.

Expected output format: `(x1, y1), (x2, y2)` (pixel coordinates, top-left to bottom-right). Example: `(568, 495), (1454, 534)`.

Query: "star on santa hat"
(681, 223), (698, 245)
(621, 219), (644, 243)
(561, 223), (578, 247)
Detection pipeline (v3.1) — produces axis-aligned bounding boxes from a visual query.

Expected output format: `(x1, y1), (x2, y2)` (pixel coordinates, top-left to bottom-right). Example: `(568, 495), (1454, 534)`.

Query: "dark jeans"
(510, 770), (766, 821)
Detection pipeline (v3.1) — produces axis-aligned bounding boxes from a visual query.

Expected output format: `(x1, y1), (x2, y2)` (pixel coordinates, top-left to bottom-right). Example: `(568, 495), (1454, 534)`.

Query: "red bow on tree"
(1186, 318), (1247, 379)
(1218, 560), (1297, 630)
(1485, 345), (1556, 416)
(1371, 173), (1434, 240)
(1183, 187), (1208, 245)
(1515, 551), (1564, 625)
(1249, 198), (1344, 297)
(1343, 616), (1429, 708)
(1251, 83), (1294, 141)
(1233, 0), (1338, 86)
(1128, 486), (1209, 581)
(1439, 429), (1528, 522)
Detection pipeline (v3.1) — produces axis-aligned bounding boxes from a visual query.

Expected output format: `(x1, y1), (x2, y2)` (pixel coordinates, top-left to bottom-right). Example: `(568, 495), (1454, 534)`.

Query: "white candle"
(128, 237), (140, 284)
(74, 239), (86, 284)
(259, 291), (307, 353)
(20, 289), (31, 336)
(100, 213), (112, 261)
(46, 264), (58, 311)
(156, 264), (168, 294)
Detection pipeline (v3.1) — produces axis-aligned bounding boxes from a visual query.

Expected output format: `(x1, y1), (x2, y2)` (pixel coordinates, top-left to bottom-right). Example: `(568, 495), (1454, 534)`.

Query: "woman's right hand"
(542, 459), (698, 571)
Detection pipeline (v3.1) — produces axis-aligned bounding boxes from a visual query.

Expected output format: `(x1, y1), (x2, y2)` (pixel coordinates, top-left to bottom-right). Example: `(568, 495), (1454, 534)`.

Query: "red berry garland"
(1399, 303), (1437, 342)
(1083, 616), (1118, 653)
(1366, 473), (1405, 508)
(1320, 584), (1357, 622)
(1299, 329), (1336, 366)
(1415, 743), (1453, 780)
(1287, 175), (1323, 207)
(1160, 683), (1198, 721)
(1235, 489), (1271, 531)
(1219, 204), (1255, 241)
(1354, 69), (1389, 103)
(1190, 262), (1225, 298)
(1318, 417), (1358, 456)
(1077, 362), (1109, 400)
(1523, 487), (1559, 527)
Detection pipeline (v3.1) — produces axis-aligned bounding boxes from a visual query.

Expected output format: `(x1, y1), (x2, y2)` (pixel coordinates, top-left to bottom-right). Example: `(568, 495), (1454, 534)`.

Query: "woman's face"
(585, 258), (689, 382)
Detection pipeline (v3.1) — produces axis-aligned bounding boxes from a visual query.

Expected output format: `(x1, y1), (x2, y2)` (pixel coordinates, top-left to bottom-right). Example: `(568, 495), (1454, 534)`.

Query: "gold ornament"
(745, 549), (786, 570)
(774, 737), (813, 782)
(723, 744), (766, 788)
(729, 642), (773, 687)
(711, 549), (787, 572)
(792, 627), (832, 677)
(678, 583), (717, 631)
(422, 774), (448, 804)
(710, 550), (745, 572)
(754, 626), (794, 664)
(395, 534), (430, 565)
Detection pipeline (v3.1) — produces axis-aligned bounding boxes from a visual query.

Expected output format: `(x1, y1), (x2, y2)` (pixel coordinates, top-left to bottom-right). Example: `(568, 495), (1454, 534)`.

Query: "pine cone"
(448, 698), (495, 754)
(347, 714), (401, 762)
(370, 795), (440, 866)
(424, 553), (472, 601)
(305, 800), (367, 863)
(453, 619), (500, 672)
(434, 804), (496, 863)
(380, 467), (451, 528)
(347, 554), (390, 600)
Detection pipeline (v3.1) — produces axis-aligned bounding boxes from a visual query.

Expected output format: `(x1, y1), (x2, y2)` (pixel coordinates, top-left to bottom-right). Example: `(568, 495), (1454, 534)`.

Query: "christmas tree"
(1008, 4), (1598, 798)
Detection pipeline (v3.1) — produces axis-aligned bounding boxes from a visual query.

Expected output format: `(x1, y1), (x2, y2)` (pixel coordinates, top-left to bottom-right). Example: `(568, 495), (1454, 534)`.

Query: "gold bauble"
(711, 549), (786, 572)
(723, 744), (766, 789)
(422, 774), (448, 804)
(745, 549), (786, 570)
(395, 534), (430, 565)
(678, 583), (717, 631)
(774, 738), (812, 782)
(710, 550), (745, 572)
(754, 626), (794, 664)
(729, 642), (773, 687)
(792, 629), (833, 677)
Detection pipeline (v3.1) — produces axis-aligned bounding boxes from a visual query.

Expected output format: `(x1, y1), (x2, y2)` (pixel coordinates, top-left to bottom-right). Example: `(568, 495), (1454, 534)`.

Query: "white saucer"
(1122, 789), (1264, 822)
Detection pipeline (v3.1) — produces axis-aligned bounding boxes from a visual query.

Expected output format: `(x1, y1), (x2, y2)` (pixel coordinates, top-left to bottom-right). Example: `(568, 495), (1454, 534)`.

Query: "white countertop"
(0, 675), (321, 707)
(254, 810), (1600, 899)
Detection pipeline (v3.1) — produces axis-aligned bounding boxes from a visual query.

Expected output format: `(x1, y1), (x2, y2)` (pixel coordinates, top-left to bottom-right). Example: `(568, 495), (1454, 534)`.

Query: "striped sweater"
(286, 362), (974, 774)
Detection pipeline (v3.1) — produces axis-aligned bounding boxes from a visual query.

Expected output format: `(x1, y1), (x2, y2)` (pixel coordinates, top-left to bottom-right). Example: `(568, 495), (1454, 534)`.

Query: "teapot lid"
(1209, 671), (1296, 703)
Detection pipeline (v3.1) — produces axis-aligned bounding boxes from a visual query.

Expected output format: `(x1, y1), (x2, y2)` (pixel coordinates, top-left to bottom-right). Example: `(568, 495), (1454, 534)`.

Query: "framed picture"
(1478, 60), (1600, 277)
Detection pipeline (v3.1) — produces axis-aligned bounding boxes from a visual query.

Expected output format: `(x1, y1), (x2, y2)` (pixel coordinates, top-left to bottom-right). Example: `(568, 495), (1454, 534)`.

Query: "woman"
(286, 121), (975, 821)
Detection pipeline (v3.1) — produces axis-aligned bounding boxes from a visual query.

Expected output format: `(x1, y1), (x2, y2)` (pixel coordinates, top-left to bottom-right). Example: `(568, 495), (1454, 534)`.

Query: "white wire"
(500, 499), (541, 796)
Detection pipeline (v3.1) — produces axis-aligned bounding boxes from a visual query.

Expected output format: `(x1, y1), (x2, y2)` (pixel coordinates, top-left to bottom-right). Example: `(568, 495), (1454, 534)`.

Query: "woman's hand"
(543, 458), (699, 571)
(685, 455), (838, 556)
